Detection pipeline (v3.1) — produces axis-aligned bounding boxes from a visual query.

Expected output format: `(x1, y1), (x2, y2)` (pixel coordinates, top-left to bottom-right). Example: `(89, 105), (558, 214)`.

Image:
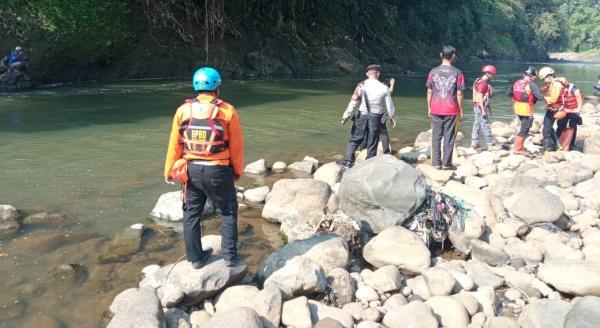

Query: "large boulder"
(107, 286), (165, 328)
(244, 159), (267, 175)
(264, 257), (327, 299)
(363, 226), (431, 274)
(314, 162), (343, 187)
(257, 234), (349, 282)
(564, 296), (600, 328)
(382, 300), (438, 328)
(197, 307), (264, 328)
(150, 191), (214, 223)
(0, 205), (20, 236)
(140, 258), (247, 306)
(537, 259), (600, 296)
(518, 299), (572, 328)
(507, 188), (564, 224)
(339, 155), (427, 234)
(98, 224), (146, 263)
(262, 179), (331, 225)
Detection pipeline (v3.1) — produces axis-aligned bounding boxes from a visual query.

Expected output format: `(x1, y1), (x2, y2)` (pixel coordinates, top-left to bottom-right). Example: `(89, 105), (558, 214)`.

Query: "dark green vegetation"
(0, 0), (599, 84)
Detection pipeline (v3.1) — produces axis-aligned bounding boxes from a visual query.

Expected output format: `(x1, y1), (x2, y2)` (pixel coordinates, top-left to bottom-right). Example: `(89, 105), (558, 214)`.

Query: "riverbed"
(0, 61), (599, 327)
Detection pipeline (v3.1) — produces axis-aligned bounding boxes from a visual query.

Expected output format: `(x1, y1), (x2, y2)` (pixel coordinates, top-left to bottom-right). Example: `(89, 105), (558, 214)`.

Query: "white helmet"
(538, 67), (555, 80)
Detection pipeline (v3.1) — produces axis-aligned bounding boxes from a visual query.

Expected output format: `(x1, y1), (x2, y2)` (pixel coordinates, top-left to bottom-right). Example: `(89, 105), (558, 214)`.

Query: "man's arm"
(457, 90), (464, 120)
(576, 89), (584, 113)
(341, 85), (361, 123)
(528, 82), (545, 102)
(388, 78), (395, 94)
(427, 88), (433, 118)
(227, 109), (244, 180)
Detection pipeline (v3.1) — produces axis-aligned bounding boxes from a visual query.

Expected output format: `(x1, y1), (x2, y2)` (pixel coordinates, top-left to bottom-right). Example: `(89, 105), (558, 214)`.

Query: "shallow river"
(0, 62), (598, 326)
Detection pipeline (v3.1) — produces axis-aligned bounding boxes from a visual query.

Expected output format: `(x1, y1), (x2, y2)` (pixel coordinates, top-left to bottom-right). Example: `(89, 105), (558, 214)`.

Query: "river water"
(0, 62), (598, 326)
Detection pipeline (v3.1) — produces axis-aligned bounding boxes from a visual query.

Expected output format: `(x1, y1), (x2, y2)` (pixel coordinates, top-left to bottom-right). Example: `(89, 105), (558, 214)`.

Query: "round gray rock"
(363, 226), (431, 274)
(508, 188), (564, 224)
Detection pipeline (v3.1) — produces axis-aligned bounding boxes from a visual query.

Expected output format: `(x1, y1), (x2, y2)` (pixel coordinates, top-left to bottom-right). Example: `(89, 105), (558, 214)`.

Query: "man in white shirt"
(340, 64), (396, 169)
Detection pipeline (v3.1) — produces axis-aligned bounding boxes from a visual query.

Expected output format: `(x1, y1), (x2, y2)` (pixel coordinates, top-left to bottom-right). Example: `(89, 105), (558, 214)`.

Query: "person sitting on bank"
(164, 67), (244, 269)
(7, 46), (26, 72)
(507, 66), (545, 156)
(426, 45), (465, 170)
(470, 65), (497, 150)
(340, 64), (396, 170)
(594, 75), (600, 92)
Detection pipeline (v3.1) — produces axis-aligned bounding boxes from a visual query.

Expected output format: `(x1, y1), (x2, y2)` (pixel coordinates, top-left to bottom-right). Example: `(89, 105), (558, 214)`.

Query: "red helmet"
(482, 65), (497, 76)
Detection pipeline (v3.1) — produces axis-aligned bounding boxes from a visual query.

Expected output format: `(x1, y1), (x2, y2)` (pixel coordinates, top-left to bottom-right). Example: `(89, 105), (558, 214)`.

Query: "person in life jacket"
(555, 78), (584, 150)
(470, 65), (496, 150)
(539, 66), (569, 152)
(506, 66), (545, 156)
(340, 64), (396, 170)
(164, 67), (244, 269)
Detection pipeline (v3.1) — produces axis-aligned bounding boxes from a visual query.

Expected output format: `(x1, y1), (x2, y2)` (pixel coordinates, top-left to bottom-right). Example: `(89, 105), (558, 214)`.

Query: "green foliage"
(558, 0), (600, 51)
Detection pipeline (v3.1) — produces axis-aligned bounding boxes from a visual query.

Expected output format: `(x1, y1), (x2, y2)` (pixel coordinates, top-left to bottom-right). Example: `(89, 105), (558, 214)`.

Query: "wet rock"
(423, 267), (456, 296)
(327, 268), (356, 307)
(245, 159), (267, 175)
(107, 286), (165, 328)
(150, 191), (214, 223)
(363, 226), (431, 274)
(517, 299), (572, 328)
(258, 234), (349, 282)
(361, 265), (402, 293)
(314, 162), (343, 187)
(142, 225), (178, 252)
(47, 263), (85, 285)
(7, 230), (98, 254)
(164, 308), (190, 328)
(0, 204), (20, 236)
(140, 258), (247, 306)
(282, 296), (312, 328)
(507, 188), (564, 224)
(98, 224), (146, 263)
(537, 259), (600, 296)
(470, 240), (510, 267)
(339, 155), (427, 234)
(288, 161), (317, 176)
(262, 178), (330, 225)
(21, 314), (61, 328)
(244, 186), (270, 203)
(264, 256), (327, 299)
(564, 296), (600, 328)
(308, 300), (355, 328)
(382, 300), (438, 328)
(197, 307), (264, 328)
(23, 211), (75, 225)
(426, 296), (470, 328)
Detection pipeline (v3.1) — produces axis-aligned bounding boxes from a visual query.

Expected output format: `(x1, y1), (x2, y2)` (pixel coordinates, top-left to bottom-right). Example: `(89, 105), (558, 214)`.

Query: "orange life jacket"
(179, 98), (227, 156)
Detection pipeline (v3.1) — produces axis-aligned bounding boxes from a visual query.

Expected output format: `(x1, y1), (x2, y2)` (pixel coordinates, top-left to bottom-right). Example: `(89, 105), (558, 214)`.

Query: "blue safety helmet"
(192, 67), (221, 91)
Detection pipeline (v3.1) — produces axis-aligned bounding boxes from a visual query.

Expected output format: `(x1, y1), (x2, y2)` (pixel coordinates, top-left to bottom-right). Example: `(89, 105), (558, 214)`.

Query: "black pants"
(556, 113), (580, 149)
(542, 110), (558, 151)
(431, 114), (457, 167)
(184, 164), (238, 262)
(360, 122), (391, 154)
(343, 113), (383, 165)
(517, 115), (533, 138)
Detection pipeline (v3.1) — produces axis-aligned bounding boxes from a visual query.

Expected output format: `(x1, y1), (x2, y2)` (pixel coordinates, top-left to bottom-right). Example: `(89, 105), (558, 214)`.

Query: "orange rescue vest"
(179, 99), (227, 156)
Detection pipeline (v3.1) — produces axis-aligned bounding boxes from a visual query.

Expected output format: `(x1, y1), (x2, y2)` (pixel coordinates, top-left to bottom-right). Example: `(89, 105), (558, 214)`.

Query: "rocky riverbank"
(95, 96), (600, 327)
(548, 51), (600, 64)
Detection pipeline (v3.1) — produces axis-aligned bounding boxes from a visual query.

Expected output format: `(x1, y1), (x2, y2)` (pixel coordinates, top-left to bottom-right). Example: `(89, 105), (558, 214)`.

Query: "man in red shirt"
(426, 46), (465, 170)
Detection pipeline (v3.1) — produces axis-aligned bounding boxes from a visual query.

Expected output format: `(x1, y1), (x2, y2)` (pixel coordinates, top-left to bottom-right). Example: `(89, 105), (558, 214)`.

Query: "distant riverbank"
(549, 51), (600, 64)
